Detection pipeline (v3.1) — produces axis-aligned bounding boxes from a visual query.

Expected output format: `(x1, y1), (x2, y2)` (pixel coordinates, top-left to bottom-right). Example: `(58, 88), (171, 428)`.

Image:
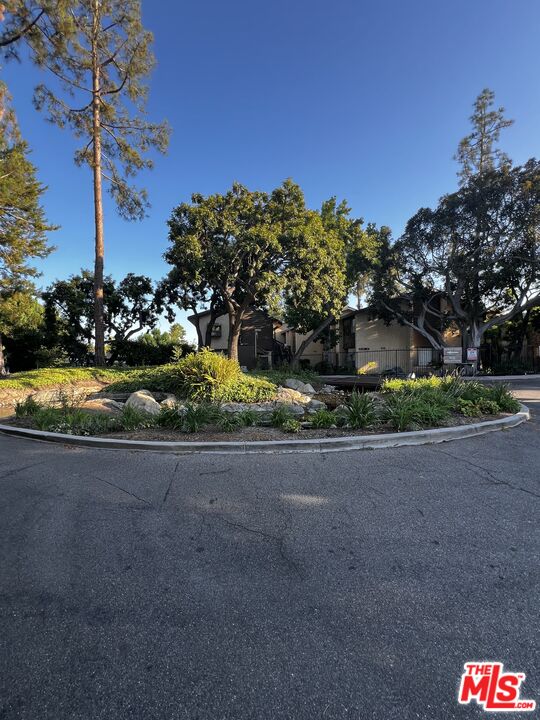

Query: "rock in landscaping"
(320, 384), (337, 392)
(283, 378), (316, 394)
(81, 398), (124, 416)
(275, 387), (312, 405)
(307, 398), (326, 411)
(278, 402), (306, 416)
(160, 396), (179, 409)
(125, 390), (161, 416)
(333, 404), (349, 417)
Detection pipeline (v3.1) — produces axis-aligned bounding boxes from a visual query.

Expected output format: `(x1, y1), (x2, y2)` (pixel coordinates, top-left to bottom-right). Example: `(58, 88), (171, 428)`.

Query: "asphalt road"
(1, 380), (539, 720)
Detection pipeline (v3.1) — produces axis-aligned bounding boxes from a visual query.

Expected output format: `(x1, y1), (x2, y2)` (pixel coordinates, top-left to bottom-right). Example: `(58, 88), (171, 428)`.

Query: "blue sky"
(3, 0), (540, 341)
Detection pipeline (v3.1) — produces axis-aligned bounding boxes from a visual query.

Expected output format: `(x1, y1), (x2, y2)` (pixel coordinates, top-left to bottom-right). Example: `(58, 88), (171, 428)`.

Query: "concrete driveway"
(1, 380), (539, 719)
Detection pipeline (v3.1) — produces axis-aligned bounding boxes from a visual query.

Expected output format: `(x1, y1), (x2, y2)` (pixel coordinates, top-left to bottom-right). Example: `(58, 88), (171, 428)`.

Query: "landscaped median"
(0, 352), (529, 452)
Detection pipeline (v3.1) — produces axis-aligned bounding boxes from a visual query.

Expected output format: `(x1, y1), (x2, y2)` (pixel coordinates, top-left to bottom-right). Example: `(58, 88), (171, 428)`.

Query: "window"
(211, 324), (222, 338)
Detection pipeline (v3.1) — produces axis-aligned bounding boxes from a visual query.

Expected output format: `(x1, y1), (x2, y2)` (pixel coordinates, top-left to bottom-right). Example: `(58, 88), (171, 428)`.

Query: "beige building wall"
(276, 327), (325, 366)
(197, 313), (230, 351)
(355, 313), (413, 351)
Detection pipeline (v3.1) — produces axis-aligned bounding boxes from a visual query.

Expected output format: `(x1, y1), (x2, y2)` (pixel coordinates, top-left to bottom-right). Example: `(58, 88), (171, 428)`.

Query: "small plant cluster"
(379, 377), (519, 431)
(15, 396), (273, 435)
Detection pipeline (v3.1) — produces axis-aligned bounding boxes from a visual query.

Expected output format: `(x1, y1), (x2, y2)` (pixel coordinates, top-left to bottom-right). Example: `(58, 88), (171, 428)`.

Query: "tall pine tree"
(0, 82), (55, 372)
(3, 1), (170, 365)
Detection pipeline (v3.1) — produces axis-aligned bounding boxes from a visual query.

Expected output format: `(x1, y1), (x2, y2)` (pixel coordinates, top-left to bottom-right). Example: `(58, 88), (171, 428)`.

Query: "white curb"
(0, 404), (530, 455)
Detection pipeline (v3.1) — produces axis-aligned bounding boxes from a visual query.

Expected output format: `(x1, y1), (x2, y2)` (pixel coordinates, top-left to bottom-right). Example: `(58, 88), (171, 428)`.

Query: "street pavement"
(0, 380), (539, 719)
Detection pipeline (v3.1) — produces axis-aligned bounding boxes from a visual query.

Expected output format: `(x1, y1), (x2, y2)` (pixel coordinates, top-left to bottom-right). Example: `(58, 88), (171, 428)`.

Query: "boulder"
(81, 398), (124, 416)
(283, 378), (316, 395)
(160, 396), (179, 409)
(278, 402), (306, 416)
(333, 404), (349, 417)
(275, 387), (312, 405)
(307, 398), (326, 411)
(125, 390), (161, 416)
(321, 384), (337, 393)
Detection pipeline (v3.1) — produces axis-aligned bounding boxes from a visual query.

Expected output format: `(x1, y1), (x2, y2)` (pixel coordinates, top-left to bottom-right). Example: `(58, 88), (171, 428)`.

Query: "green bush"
(182, 402), (220, 433)
(156, 406), (185, 430)
(119, 405), (158, 431)
(282, 418), (302, 433)
(236, 409), (258, 427)
(32, 407), (121, 435)
(172, 349), (241, 400)
(345, 392), (377, 429)
(15, 396), (41, 417)
(382, 395), (422, 432)
(270, 406), (294, 428)
(217, 414), (242, 432)
(485, 384), (520, 413)
(310, 409), (336, 428)
(221, 375), (276, 402)
(104, 355), (277, 402)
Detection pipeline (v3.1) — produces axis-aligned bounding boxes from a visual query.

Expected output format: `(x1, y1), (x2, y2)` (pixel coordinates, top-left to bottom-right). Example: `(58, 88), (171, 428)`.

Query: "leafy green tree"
(156, 268), (224, 350)
(164, 180), (309, 362)
(373, 90), (539, 359)
(283, 199), (379, 366)
(2, 0), (170, 365)
(373, 161), (540, 352)
(43, 270), (158, 363)
(0, 81), (55, 371)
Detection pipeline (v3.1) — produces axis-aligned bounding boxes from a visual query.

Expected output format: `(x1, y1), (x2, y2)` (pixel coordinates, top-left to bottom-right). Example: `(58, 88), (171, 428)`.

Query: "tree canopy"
(43, 270), (158, 363)
(372, 89), (540, 357)
(2, 0), (170, 365)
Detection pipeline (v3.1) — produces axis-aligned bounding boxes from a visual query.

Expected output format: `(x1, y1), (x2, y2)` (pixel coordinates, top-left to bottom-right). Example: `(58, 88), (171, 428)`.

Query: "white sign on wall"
(443, 347), (462, 364)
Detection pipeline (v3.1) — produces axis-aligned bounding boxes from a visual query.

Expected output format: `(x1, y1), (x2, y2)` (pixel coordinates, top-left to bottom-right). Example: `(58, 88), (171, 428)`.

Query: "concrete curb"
(0, 404), (530, 455)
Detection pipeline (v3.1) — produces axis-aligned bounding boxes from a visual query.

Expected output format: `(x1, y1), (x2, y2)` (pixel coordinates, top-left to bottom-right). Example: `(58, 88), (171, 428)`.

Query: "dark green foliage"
(15, 395), (40, 417)
(182, 402), (220, 433)
(345, 392), (377, 429)
(43, 271), (159, 364)
(270, 406), (294, 428)
(282, 418), (302, 433)
(309, 409), (336, 428)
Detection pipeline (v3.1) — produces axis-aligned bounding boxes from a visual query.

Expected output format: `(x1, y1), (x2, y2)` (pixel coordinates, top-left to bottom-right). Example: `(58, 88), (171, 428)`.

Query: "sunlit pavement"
(0, 379), (538, 720)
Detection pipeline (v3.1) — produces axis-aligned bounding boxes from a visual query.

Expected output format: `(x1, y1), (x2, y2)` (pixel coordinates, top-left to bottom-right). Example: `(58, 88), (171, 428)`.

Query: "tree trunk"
(0, 333), (5, 375)
(291, 315), (334, 369)
(91, 1), (106, 367)
(226, 306), (244, 362)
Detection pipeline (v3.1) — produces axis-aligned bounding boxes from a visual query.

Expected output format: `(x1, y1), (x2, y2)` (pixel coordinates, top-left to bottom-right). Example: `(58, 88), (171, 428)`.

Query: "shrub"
(221, 375), (276, 403)
(173, 349), (241, 400)
(270, 406), (294, 428)
(182, 402), (220, 433)
(236, 409), (258, 427)
(217, 414), (242, 432)
(485, 384), (520, 413)
(382, 395), (421, 432)
(32, 407), (121, 435)
(346, 392), (377, 429)
(15, 396), (41, 417)
(310, 409), (336, 428)
(119, 405), (158, 431)
(282, 418), (301, 433)
(156, 406), (185, 430)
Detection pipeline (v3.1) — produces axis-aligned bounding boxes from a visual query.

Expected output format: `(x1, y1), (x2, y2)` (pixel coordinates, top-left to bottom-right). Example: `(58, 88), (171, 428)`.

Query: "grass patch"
(0, 367), (126, 391)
